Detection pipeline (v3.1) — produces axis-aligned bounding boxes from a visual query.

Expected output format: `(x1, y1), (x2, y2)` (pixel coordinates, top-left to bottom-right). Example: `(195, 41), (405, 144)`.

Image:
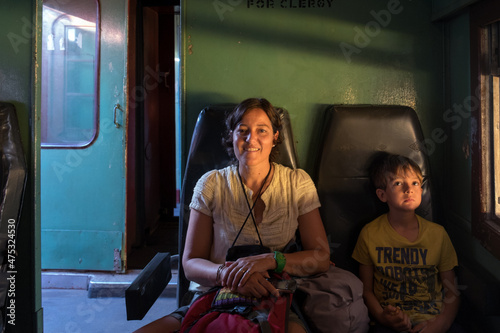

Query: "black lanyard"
(230, 164), (272, 248)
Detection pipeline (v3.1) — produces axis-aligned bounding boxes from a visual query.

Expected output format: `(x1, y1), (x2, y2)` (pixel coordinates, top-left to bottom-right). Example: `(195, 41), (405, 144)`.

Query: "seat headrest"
(319, 105), (430, 178)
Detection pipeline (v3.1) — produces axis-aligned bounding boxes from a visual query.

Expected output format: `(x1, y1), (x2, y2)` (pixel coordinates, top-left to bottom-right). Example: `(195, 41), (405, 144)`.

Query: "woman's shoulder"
(198, 165), (236, 181)
(274, 163), (313, 182)
(194, 166), (237, 193)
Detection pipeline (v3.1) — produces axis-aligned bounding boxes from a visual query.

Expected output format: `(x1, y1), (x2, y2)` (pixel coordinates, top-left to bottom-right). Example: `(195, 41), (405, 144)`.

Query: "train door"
(41, 0), (129, 271)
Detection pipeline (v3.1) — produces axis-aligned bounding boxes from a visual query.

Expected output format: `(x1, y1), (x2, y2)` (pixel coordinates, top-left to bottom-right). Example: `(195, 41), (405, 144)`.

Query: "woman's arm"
(359, 263), (384, 320)
(182, 209), (220, 287)
(286, 208), (331, 276)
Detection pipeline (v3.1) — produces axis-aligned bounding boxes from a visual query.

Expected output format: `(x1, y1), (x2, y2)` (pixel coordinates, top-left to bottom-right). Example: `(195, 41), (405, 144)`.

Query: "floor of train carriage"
(42, 217), (179, 333)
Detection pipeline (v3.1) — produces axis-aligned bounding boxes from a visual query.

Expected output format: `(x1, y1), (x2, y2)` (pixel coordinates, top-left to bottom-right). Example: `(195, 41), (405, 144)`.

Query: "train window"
(471, 0), (500, 259)
(41, 0), (99, 147)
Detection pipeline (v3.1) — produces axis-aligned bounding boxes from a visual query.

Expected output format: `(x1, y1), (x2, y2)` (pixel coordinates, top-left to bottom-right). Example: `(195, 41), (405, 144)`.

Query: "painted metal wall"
(440, 3), (500, 330)
(433, 0), (500, 275)
(181, 0), (445, 178)
(432, 0), (479, 20)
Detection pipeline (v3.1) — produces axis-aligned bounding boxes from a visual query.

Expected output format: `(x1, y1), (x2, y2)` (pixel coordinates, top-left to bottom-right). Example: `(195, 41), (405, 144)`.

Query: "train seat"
(315, 105), (435, 273)
(0, 103), (27, 331)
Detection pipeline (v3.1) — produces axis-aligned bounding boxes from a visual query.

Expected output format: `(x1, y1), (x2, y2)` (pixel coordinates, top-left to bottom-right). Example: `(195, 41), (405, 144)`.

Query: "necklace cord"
(231, 164), (272, 248)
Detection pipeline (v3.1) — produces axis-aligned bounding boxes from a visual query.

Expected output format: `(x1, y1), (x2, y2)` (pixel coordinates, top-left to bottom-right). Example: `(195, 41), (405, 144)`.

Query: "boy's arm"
(358, 264), (382, 316)
(410, 269), (460, 333)
(359, 264), (412, 332)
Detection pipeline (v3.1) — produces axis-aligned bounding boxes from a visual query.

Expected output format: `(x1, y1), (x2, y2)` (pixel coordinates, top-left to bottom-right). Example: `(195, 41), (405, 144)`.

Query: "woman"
(135, 98), (331, 333)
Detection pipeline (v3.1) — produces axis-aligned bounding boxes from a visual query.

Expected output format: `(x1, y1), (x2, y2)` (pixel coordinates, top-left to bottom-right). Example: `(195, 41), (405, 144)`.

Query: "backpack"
(179, 285), (293, 333)
(294, 265), (370, 333)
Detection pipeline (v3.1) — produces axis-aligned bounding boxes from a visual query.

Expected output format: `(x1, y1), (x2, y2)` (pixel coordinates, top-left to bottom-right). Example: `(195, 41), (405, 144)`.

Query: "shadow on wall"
(188, 0), (435, 71)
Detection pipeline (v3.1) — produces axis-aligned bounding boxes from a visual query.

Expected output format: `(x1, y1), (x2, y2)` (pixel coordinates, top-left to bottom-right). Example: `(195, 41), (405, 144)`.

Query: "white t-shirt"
(189, 162), (320, 276)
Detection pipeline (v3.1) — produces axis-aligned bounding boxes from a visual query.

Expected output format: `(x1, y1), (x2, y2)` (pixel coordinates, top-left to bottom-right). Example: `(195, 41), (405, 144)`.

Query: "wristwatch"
(274, 251), (286, 273)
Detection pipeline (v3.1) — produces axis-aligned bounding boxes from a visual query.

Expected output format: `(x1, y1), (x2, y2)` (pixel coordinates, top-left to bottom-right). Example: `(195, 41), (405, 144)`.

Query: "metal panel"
(41, 230), (122, 271)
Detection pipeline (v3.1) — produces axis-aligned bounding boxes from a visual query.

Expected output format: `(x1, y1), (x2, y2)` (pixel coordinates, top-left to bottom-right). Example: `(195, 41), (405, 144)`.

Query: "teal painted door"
(41, 0), (128, 271)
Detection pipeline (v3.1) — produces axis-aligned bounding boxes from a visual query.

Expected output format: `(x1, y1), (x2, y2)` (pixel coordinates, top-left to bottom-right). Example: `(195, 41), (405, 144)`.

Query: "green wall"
(182, 0), (445, 176)
(0, 0), (42, 332)
(436, 0), (500, 277)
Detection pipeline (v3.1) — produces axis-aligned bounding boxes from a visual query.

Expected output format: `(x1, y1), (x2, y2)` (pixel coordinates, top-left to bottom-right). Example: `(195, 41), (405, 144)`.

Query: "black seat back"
(177, 104), (298, 305)
(316, 105), (434, 273)
(0, 103), (27, 331)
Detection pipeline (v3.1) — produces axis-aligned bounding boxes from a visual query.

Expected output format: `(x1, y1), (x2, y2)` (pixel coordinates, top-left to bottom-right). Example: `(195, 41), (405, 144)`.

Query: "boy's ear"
(376, 188), (387, 202)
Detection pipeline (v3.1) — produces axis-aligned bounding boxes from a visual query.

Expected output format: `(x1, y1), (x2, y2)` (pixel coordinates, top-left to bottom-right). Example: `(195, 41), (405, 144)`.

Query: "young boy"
(352, 153), (462, 333)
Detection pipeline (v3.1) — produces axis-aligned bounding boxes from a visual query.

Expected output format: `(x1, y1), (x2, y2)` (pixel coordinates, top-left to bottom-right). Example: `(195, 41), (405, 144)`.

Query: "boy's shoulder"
(361, 214), (447, 235)
(416, 215), (447, 233)
(361, 214), (388, 232)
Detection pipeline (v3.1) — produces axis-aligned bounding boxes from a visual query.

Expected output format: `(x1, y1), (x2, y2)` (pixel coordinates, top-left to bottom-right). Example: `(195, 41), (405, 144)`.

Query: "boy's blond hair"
(369, 153), (423, 190)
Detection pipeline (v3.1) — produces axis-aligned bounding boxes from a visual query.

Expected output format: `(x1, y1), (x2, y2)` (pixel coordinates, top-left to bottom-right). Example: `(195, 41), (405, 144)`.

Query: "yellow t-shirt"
(352, 214), (458, 324)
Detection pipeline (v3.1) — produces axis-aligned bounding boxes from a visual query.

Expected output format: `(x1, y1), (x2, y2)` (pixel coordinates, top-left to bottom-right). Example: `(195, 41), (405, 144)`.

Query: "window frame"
(470, 0), (500, 260)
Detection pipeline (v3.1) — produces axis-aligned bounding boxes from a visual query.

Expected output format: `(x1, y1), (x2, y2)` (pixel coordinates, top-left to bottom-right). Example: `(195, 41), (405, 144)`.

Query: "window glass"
(489, 22), (500, 218)
(41, 0), (99, 147)
(482, 22), (500, 220)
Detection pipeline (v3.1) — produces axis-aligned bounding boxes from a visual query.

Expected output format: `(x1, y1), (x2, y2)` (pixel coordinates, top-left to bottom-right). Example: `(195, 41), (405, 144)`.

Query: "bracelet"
(274, 251), (286, 273)
(215, 264), (225, 285)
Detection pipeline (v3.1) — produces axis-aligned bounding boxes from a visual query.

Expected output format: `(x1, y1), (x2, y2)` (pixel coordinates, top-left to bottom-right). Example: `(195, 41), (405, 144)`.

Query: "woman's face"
(232, 108), (279, 168)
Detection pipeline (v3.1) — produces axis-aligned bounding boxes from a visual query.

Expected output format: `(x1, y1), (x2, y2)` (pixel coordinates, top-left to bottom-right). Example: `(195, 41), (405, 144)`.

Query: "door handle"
(159, 70), (170, 89)
(114, 103), (123, 128)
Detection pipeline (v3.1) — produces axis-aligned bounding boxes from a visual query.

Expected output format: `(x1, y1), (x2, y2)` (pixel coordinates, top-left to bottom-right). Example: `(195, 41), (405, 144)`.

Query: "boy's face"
(376, 169), (423, 213)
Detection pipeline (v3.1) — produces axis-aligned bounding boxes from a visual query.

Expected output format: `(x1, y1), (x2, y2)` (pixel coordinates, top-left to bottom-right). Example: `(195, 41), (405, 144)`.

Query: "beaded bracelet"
(215, 264), (225, 285)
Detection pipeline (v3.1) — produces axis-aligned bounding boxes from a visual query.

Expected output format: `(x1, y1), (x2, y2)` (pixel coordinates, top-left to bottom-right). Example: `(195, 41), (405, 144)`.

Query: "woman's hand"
(229, 271), (279, 298)
(222, 253), (275, 290)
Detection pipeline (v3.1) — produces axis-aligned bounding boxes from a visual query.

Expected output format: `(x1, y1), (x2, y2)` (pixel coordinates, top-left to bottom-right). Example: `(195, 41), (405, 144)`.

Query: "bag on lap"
(294, 265), (370, 333)
(179, 278), (293, 333)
